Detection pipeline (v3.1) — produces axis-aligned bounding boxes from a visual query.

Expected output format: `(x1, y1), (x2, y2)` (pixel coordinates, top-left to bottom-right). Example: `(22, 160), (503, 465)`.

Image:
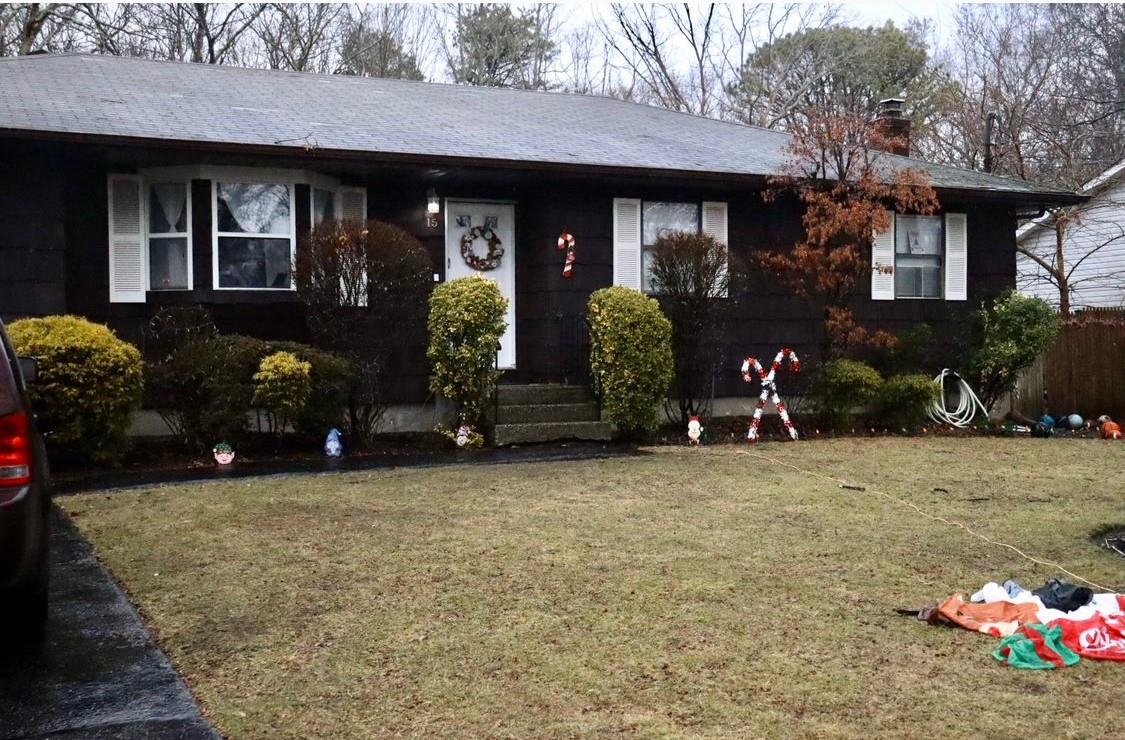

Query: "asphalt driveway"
(0, 509), (217, 739)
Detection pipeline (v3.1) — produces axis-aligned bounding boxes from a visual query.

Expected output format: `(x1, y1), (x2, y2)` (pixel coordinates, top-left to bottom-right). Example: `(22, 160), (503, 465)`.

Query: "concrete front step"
(496, 384), (592, 406)
(494, 421), (614, 446)
(496, 402), (600, 425)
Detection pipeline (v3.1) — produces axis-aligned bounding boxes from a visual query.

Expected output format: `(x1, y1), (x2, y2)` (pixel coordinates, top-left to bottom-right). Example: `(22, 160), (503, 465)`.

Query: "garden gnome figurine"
(324, 428), (343, 457)
(213, 442), (235, 465)
(687, 416), (703, 445)
(455, 424), (472, 447)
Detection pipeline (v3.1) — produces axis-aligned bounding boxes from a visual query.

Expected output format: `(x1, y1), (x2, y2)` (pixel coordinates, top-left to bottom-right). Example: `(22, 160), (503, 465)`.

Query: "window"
(895, 215), (943, 299)
(641, 201), (699, 293)
(147, 182), (191, 290)
(214, 182), (294, 289)
(312, 187), (337, 226)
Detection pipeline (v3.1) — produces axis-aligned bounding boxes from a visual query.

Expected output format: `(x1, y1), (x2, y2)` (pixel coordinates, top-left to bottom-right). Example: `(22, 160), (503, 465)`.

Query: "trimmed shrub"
(147, 335), (354, 450)
(253, 351), (313, 437)
(587, 287), (673, 437)
(817, 358), (882, 425)
(8, 315), (143, 464)
(879, 373), (939, 427)
(966, 290), (1059, 411)
(872, 323), (933, 376)
(427, 275), (508, 425)
(267, 341), (355, 437)
(144, 305), (217, 360)
(647, 230), (731, 427)
(295, 219), (433, 445)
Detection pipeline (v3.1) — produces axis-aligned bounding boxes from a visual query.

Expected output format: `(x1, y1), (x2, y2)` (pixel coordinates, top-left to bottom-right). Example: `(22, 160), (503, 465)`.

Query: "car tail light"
(0, 410), (31, 488)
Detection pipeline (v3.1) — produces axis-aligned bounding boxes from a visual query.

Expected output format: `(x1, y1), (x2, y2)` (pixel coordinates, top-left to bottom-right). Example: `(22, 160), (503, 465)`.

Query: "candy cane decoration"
(741, 348), (800, 442)
(558, 231), (576, 278)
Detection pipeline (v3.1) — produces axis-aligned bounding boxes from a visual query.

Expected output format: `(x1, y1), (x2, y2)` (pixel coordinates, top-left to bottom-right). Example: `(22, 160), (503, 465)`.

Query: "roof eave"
(0, 126), (1089, 204)
(933, 185), (1087, 209)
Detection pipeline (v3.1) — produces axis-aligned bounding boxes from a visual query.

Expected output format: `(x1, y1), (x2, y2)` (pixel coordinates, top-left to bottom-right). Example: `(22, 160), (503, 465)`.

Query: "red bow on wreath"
(558, 231), (576, 278)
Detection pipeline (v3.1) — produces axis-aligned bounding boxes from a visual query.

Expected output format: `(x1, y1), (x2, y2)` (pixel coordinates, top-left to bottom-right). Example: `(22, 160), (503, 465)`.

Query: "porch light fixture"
(426, 188), (440, 215)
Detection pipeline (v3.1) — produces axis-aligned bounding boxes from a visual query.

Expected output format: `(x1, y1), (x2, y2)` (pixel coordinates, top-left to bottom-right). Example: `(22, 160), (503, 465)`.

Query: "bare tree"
(122, 3), (265, 64)
(560, 22), (612, 95)
(932, 5), (1125, 312)
(716, 3), (839, 124)
(1018, 186), (1125, 315)
(250, 3), (343, 72)
(335, 4), (434, 80)
(600, 3), (718, 115)
(71, 3), (145, 56)
(0, 3), (79, 56)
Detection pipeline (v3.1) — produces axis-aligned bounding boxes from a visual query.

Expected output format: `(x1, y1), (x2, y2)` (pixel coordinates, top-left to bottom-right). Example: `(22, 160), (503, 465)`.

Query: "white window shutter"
(871, 211), (895, 301)
(701, 201), (729, 297)
(339, 187), (367, 222)
(613, 198), (642, 290)
(107, 175), (146, 303)
(944, 212), (968, 301)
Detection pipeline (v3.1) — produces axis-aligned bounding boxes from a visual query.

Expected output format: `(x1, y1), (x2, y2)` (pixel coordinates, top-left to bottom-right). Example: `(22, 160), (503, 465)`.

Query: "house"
(0, 54), (1082, 435)
(1018, 159), (1125, 311)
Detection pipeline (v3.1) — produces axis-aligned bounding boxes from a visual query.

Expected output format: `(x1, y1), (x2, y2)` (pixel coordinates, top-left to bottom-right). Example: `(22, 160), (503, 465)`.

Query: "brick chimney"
(873, 97), (911, 156)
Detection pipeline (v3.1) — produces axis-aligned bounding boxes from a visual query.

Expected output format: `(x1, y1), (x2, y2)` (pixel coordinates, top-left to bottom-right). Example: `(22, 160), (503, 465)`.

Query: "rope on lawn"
(735, 448), (1112, 593)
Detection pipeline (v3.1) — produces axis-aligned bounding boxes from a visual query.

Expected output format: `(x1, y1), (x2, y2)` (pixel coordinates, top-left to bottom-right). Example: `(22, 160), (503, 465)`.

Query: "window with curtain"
(312, 187), (336, 226)
(215, 182), (293, 289)
(148, 182), (190, 290)
(641, 201), (699, 293)
(895, 215), (943, 299)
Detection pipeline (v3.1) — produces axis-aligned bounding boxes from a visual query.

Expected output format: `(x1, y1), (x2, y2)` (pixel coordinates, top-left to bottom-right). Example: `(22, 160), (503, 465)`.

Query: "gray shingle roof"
(0, 54), (1078, 201)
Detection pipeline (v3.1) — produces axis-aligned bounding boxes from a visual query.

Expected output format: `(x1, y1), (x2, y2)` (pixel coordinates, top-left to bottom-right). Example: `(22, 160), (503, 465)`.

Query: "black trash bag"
(1033, 578), (1093, 612)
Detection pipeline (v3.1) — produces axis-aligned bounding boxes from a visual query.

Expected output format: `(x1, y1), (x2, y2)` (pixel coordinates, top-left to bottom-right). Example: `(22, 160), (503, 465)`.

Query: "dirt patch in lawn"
(60, 438), (1125, 739)
(1091, 524), (1125, 558)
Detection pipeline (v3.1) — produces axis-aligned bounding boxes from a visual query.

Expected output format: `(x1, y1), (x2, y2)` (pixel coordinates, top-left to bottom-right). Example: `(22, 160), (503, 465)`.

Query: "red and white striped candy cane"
(558, 231), (576, 278)
(741, 347), (800, 442)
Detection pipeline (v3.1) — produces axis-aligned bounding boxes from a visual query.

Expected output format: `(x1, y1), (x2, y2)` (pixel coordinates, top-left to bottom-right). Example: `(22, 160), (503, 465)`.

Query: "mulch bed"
(650, 415), (1106, 445)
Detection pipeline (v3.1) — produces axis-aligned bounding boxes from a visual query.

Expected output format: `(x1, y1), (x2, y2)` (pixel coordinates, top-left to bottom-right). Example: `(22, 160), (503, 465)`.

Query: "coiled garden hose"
(927, 369), (989, 428)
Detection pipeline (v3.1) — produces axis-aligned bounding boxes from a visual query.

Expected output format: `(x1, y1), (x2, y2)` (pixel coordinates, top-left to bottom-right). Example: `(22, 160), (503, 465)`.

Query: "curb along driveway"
(0, 510), (218, 739)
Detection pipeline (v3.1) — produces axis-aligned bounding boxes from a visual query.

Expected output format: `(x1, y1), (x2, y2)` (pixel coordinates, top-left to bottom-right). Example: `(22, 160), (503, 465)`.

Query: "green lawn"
(60, 439), (1125, 738)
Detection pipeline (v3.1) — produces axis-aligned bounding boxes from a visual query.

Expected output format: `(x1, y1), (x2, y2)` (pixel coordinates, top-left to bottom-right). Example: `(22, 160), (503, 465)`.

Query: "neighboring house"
(1018, 159), (1125, 311)
(0, 54), (1082, 433)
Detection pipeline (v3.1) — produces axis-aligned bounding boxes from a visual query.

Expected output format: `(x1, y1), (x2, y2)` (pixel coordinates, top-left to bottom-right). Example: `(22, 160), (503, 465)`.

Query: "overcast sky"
(850, 0), (958, 41)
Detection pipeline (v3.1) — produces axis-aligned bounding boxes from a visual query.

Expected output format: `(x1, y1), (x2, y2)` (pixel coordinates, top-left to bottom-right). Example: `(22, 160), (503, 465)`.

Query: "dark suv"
(0, 320), (49, 628)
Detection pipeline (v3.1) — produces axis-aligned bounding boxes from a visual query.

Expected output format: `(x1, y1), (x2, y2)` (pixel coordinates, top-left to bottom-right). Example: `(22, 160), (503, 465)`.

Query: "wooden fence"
(1015, 312), (1125, 420)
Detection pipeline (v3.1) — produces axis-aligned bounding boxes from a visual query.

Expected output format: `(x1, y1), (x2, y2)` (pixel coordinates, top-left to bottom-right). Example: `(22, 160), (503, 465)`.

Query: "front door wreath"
(461, 225), (504, 271)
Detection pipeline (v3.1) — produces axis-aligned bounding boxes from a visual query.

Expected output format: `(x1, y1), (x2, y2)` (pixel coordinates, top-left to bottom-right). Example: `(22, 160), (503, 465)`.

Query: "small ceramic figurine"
(687, 416), (703, 445)
(324, 428), (343, 457)
(455, 424), (472, 447)
(213, 442), (235, 465)
(1098, 415), (1123, 440)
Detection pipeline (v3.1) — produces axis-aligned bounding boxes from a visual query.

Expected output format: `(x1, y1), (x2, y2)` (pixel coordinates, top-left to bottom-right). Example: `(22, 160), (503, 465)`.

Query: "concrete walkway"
(0, 510), (218, 739)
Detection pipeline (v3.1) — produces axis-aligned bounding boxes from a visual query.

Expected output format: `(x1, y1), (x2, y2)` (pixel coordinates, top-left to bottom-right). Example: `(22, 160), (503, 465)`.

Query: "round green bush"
(967, 290), (1059, 411)
(8, 315), (143, 464)
(817, 358), (883, 425)
(587, 286), (673, 437)
(427, 275), (508, 425)
(878, 373), (939, 427)
(253, 351), (313, 436)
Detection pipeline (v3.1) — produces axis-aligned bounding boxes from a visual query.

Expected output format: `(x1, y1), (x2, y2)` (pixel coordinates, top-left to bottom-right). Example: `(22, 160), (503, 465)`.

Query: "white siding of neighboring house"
(1018, 172), (1125, 310)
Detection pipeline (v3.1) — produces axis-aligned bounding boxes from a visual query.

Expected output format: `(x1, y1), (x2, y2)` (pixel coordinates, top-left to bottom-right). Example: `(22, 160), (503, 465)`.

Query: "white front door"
(444, 200), (517, 369)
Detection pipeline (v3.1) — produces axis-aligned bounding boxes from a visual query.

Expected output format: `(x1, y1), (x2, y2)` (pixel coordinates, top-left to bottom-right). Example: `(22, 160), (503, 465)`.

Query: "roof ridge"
(0, 51), (87, 62)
